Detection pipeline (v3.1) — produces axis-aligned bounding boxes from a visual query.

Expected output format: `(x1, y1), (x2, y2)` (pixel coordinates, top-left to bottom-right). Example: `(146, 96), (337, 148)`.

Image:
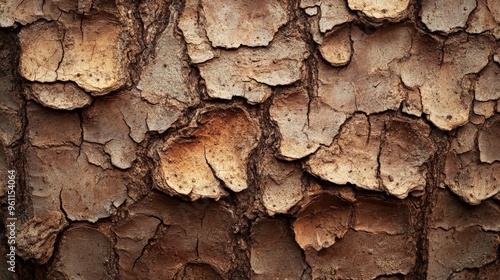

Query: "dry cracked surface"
(1, 0), (499, 279)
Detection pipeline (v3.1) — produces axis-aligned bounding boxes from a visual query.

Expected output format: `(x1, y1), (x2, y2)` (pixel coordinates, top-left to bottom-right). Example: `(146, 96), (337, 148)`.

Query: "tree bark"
(1, 0), (499, 279)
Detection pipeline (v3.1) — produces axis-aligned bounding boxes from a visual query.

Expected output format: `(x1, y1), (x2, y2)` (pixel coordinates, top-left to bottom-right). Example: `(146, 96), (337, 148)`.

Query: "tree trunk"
(1, 0), (499, 279)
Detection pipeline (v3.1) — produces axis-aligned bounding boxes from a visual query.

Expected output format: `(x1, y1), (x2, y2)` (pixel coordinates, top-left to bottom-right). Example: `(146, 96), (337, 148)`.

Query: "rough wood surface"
(0, 0), (499, 279)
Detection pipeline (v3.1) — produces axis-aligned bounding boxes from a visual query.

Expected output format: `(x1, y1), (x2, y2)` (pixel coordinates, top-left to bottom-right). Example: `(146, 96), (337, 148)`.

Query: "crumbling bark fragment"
(0, 108), (21, 149)
(475, 62), (500, 101)
(306, 113), (382, 191)
(467, 0), (500, 38)
(198, 34), (308, 104)
(420, 34), (493, 130)
(487, 0), (500, 22)
(18, 21), (63, 83)
(478, 116), (500, 163)
(308, 114), (435, 199)
(130, 5), (194, 134)
(178, 0), (217, 63)
(0, 0), (91, 27)
(57, 12), (128, 94)
(17, 2), (129, 94)
(379, 118), (435, 198)
(474, 100), (496, 119)
(137, 6), (197, 106)
(450, 123), (478, 154)
(319, 25), (352, 67)
(421, 0), (477, 33)
(347, 0), (410, 20)
(444, 152), (500, 204)
(27, 82), (92, 110)
(300, 0), (353, 33)
(318, 24), (412, 115)
(270, 87), (347, 159)
(83, 95), (137, 169)
(0, 0), (46, 27)
(154, 107), (260, 200)
(137, 0), (170, 46)
(293, 194), (351, 251)
(200, 0), (288, 48)
(259, 152), (304, 215)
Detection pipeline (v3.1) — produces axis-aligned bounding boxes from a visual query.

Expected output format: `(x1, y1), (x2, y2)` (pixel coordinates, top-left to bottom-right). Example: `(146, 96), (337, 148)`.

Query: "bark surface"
(0, 0), (499, 279)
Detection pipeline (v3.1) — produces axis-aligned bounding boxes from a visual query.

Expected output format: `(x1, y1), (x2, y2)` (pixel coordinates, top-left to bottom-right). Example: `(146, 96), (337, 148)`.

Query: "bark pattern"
(1, 0), (499, 279)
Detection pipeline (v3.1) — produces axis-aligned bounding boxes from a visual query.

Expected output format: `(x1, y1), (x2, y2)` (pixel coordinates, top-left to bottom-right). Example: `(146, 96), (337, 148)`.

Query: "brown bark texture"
(0, 0), (499, 279)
